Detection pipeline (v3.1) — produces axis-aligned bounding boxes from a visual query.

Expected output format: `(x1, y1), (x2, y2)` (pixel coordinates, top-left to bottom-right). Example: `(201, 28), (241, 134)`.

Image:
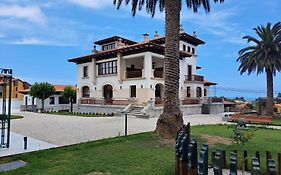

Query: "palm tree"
(237, 22), (281, 116)
(114, 0), (223, 138)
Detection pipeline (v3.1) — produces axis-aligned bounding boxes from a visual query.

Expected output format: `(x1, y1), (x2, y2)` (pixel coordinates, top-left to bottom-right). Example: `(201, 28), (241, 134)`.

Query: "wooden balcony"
(181, 98), (201, 105)
(154, 70), (163, 78)
(126, 70), (142, 78)
(185, 75), (204, 83)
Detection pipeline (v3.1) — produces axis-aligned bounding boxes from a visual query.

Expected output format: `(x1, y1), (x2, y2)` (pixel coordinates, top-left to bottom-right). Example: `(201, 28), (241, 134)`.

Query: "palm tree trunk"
(41, 99), (45, 113)
(266, 69), (274, 116)
(156, 0), (183, 138)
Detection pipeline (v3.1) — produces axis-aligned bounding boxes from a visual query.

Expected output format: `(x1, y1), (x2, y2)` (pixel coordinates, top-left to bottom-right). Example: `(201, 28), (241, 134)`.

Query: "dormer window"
(192, 48), (195, 54)
(102, 43), (116, 51)
(187, 46), (191, 52)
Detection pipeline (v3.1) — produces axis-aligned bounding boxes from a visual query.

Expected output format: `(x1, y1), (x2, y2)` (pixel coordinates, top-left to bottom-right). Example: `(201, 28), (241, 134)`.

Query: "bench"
(228, 114), (272, 124)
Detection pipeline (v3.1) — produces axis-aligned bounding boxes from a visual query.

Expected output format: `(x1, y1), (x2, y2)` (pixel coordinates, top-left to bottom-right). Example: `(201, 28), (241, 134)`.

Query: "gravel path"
(11, 112), (224, 146)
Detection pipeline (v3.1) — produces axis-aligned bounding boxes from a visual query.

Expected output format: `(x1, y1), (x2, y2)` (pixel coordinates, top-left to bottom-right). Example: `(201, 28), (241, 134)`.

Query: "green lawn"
(46, 112), (111, 117)
(0, 125), (280, 174)
(10, 115), (23, 120)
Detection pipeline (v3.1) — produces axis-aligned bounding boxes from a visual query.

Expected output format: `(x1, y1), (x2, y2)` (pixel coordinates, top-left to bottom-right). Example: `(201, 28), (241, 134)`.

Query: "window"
(82, 86), (90, 97)
(187, 87), (191, 97)
(183, 44), (186, 51)
(204, 89), (207, 97)
(192, 48), (195, 54)
(59, 97), (69, 104)
(98, 60), (117, 75)
(130, 85), (136, 98)
(188, 46), (191, 52)
(15, 87), (18, 91)
(83, 66), (88, 77)
(196, 87), (202, 98)
(49, 97), (55, 105)
(15, 93), (18, 98)
(0, 92), (2, 98)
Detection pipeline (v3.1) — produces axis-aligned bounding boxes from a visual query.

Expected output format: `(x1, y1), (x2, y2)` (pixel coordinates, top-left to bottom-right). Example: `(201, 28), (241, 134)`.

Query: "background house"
(0, 77), (30, 113)
(19, 85), (76, 112)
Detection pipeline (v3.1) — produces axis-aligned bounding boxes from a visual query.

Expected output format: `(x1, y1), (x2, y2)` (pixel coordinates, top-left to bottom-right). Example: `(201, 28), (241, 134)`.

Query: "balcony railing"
(80, 98), (104, 105)
(154, 70), (163, 78)
(185, 75), (204, 82)
(79, 98), (131, 106)
(126, 70), (142, 78)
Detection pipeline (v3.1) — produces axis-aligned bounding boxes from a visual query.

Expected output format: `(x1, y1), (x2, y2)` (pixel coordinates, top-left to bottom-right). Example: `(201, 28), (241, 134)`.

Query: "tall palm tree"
(237, 22), (281, 116)
(114, 0), (223, 138)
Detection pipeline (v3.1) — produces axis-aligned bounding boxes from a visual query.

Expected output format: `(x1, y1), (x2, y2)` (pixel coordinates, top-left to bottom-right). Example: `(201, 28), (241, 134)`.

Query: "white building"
(68, 30), (223, 116)
(19, 85), (76, 112)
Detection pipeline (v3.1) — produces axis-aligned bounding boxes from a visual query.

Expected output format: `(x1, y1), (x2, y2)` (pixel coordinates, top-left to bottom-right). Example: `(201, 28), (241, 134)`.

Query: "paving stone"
(0, 160), (27, 172)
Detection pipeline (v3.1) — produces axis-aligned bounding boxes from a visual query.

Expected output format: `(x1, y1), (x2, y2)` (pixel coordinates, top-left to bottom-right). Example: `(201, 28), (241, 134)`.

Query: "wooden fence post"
(211, 151), (215, 167)
(222, 150), (226, 169)
(278, 153), (281, 175)
(244, 150), (248, 171)
(255, 151), (260, 164)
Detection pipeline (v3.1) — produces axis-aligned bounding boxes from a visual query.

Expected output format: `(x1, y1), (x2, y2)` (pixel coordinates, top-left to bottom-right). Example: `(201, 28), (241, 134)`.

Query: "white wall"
(0, 99), (23, 114)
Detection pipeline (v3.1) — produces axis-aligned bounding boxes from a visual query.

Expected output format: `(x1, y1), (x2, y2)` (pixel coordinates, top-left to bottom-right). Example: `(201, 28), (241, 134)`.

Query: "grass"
(272, 117), (281, 125)
(46, 111), (112, 117)
(10, 115), (23, 120)
(191, 124), (281, 171)
(0, 125), (280, 174)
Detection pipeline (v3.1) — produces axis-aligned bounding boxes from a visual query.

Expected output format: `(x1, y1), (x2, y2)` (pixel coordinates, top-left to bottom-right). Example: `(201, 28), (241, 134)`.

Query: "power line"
(211, 86), (281, 94)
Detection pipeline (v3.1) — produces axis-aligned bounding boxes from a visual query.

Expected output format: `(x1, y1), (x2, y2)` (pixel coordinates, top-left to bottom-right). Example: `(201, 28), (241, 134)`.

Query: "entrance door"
(103, 85), (113, 104)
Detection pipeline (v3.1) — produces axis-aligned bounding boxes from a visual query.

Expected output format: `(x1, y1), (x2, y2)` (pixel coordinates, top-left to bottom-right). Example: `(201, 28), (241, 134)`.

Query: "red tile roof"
(68, 41), (192, 63)
(18, 85), (76, 94)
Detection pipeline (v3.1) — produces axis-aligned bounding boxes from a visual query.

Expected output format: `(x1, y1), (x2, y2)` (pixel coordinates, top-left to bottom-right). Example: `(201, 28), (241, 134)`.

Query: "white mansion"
(69, 30), (223, 116)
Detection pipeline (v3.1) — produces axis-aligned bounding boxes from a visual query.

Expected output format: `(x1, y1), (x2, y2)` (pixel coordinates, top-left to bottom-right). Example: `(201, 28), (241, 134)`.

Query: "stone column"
(117, 53), (124, 83)
(144, 53), (152, 79)
(92, 58), (97, 85)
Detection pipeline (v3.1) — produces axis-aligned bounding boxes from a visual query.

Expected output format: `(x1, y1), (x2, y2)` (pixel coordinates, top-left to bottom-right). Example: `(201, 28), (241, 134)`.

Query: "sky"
(0, 0), (281, 99)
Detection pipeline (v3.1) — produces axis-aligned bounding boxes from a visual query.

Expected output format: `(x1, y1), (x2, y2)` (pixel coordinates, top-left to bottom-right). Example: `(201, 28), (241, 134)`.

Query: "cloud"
(69, 0), (113, 9)
(0, 5), (46, 24)
(8, 38), (74, 46)
(181, 7), (246, 45)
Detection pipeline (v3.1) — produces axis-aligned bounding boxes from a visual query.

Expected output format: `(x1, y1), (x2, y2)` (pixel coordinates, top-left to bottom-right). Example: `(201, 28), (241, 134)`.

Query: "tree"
(29, 82), (55, 112)
(237, 22), (281, 116)
(61, 86), (76, 113)
(114, 0), (224, 138)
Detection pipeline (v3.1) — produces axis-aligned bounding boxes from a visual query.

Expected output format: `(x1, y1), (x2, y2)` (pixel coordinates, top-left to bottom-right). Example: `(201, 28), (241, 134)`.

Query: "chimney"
(117, 38), (124, 48)
(154, 31), (159, 39)
(193, 31), (197, 38)
(143, 33), (149, 42)
(179, 25), (184, 33)
(92, 45), (98, 53)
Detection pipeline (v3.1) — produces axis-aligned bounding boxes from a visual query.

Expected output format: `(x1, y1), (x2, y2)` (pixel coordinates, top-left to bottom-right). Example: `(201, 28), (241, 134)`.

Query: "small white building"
(19, 85), (76, 112)
(68, 30), (223, 116)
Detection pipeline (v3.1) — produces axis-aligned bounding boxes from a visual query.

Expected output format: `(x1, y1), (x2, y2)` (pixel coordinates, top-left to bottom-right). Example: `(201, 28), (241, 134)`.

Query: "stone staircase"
(128, 106), (149, 119)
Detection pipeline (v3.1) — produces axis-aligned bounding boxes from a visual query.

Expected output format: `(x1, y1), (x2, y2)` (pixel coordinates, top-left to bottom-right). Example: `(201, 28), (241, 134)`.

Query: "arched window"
(196, 87), (202, 98)
(82, 86), (90, 97)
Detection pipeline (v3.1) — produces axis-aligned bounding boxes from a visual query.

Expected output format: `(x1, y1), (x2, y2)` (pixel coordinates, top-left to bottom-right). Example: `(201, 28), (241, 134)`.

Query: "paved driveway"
(11, 112), (224, 146)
